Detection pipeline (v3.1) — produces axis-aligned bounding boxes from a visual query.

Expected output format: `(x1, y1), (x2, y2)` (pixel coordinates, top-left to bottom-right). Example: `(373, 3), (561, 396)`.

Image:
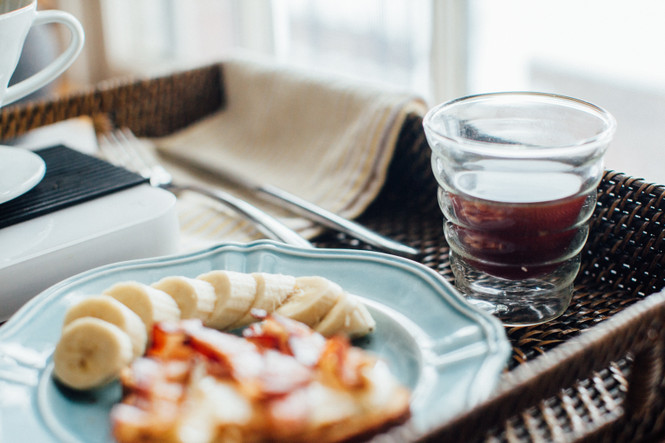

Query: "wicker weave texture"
(0, 64), (223, 141)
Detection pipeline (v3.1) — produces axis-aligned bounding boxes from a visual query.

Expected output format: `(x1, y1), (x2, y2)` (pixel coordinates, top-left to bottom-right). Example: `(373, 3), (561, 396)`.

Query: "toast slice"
(111, 315), (410, 443)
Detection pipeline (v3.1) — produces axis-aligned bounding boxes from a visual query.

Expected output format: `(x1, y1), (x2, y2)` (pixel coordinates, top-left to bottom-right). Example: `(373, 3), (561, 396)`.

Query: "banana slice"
(197, 270), (257, 330)
(152, 276), (216, 321)
(230, 273), (298, 328)
(53, 317), (133, 390)
(276, 276), (344, 328)
(103, 281), (181, 336)
(63, 295), (148, 358)
(315, 293), (376, 338)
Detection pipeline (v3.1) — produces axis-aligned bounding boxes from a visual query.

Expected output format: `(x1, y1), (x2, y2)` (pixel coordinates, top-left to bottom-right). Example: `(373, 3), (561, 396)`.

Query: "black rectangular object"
(0, 145), (148, 229)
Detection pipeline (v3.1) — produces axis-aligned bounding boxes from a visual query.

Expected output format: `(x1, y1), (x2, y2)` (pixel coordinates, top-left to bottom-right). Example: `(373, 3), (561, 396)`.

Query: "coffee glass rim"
(0, 0), (36, 19)
(423, 91), (617, 159)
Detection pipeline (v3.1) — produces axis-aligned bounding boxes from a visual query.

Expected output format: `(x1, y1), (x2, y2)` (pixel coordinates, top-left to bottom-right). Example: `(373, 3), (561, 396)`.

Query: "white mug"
(0, 0), (84, 107)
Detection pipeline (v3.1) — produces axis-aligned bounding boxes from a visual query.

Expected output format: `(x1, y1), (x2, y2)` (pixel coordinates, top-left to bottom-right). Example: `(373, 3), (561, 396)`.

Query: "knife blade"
(157, 147), (419, 257)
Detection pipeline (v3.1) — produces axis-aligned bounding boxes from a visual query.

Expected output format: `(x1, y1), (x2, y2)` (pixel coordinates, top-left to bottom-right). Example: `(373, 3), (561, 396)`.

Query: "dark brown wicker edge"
(2, 63), (665, 442)
(419, 290), (665, 442)
(0, 63), (224, 141)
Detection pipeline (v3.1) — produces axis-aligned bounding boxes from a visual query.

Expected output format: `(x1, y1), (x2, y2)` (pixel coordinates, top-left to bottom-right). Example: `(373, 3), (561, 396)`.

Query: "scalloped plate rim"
(0, 240), (510, 441)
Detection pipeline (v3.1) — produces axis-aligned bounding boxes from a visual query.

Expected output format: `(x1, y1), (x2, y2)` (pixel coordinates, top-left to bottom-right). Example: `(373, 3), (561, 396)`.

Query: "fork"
(98, 128), (313, 249)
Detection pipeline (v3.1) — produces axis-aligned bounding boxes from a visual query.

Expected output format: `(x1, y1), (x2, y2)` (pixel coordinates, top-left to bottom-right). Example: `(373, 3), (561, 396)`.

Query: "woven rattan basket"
(2, 63), (665, 442)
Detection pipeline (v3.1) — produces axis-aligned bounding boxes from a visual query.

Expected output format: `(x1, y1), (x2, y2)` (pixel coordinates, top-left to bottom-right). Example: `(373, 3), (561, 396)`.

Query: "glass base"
(450, 253), (580, 326)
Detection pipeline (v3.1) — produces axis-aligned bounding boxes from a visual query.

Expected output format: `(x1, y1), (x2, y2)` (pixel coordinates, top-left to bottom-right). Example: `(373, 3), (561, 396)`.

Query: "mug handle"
(3, 9), (85, 106)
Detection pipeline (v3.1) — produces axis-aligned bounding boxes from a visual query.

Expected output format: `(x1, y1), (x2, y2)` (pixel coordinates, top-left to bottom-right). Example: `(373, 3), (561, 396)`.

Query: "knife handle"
(170, 183), (313, 249)
(258, 184), (419, 257)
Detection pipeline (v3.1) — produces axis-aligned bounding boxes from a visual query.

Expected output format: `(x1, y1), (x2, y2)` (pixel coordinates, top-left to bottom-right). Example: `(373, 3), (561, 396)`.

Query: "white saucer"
(0, 146), (46, 204)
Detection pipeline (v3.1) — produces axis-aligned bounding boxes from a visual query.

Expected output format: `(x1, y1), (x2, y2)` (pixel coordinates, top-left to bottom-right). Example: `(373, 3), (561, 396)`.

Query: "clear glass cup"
(423, 92), (616, 326)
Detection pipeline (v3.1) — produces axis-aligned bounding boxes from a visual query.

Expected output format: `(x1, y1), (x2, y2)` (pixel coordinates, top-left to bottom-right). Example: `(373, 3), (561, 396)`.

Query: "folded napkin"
(155, 56), (427, 251)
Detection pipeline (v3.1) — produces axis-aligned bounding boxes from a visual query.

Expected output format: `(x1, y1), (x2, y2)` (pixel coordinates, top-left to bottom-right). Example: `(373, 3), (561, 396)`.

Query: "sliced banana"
(276, 276), (344, 328)
(63, 295), (147, 358)
(315, 293), (376, 338)
(197, 270), (257, 330)
(230, 273), (298, 328)
(104, 281), (181, 336)
(53, 317), (133, 390)
(152, 276), (216, 321)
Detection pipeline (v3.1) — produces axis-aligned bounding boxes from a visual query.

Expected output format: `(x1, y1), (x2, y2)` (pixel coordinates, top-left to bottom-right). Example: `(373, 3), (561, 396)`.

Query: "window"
(271, 0), (434, 100)
(58, 0), (452, 102)
(467, 0), (665, 183)
(55, 0), (665, 183)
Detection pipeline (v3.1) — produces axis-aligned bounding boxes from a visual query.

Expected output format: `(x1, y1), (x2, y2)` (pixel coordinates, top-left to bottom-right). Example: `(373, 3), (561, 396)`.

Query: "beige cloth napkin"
(154, 56), (427, 252)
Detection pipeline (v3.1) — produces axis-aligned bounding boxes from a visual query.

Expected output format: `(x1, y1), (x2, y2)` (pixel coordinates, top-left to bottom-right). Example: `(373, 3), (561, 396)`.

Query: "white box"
(0, 184), (179, 320)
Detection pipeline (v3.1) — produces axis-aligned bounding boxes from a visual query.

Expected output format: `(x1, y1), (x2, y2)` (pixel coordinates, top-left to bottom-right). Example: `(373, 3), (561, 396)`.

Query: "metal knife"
(157, 148), (419, 257)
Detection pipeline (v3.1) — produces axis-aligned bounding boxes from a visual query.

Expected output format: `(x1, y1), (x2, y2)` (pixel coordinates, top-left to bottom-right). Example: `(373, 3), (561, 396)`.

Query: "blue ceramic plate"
(0, 240), (510, 442)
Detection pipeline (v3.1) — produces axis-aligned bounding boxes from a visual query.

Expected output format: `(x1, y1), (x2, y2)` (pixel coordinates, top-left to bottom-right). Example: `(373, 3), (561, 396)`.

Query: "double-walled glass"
(423, 92), (616, 326)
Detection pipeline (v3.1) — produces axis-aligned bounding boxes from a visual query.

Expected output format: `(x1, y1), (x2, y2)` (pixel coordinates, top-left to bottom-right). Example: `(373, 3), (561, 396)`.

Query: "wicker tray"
(2, 63), (665, 442)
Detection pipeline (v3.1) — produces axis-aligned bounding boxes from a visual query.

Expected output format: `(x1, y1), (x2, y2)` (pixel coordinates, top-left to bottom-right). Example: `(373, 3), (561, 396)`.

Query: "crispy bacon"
(258, 349), (311, 396)
(113, 355), (192, 442)
(112, 315), (409, 443)
(244, 314), (326, 367)
(147, 320), (193, 360)
(318, 335), (371, 389)
(184, 320), (263, 381)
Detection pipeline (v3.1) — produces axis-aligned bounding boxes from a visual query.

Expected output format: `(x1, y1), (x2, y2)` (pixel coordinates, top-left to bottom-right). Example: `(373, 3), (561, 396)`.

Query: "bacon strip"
(112, 315), (410, 443)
